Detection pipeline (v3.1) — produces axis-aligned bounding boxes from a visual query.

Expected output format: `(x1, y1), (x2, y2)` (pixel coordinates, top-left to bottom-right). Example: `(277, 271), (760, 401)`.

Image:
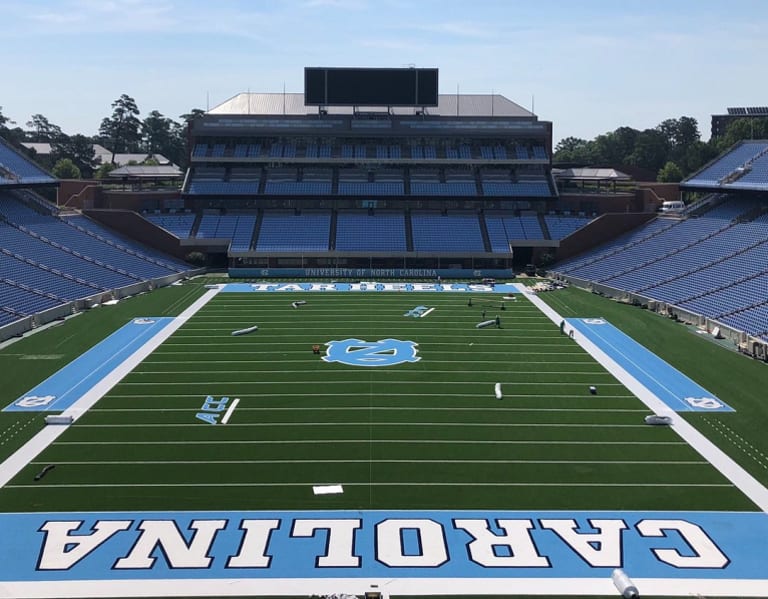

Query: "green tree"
(626, 129), (669, 173)
(52, 158), (81, 179)
(94, 162), (117, 179)
(657, 161), (684, 182)
(180, 108), (206, 124)
(51, 134), (97, 178)
(592, 127), (639, 164)
(0, 106), (25, 145)
(0, 106), (11, 131)
(99, 94), (142, 162)
(553, 136), (595, 163)
(142, 110), (174, 155)
(25, 114), (64, 142)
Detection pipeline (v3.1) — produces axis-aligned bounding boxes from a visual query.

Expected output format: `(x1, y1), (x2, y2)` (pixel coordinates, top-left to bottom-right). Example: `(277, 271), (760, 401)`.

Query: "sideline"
(0, 288), (220, 488)
(516, 284), (768, 513)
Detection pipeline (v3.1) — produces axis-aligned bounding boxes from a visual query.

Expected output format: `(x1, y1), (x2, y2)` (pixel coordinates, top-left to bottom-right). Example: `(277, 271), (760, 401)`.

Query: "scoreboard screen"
(304, 67), (438, 107)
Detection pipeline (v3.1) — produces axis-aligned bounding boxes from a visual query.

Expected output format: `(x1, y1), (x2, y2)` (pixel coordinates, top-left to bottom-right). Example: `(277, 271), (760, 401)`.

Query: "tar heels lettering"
(30, 513), (735, 577)
(323, 339), (421, 367)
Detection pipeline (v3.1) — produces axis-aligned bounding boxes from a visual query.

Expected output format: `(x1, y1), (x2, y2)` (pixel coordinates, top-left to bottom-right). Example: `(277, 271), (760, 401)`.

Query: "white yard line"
(0, 288), (219, 489)
(220, 398), (239, 424)
(7, 481), (730, 489)
(29, 459), (707, 466)
(517, 284), (768, 513)
(55, 439), (686, 446)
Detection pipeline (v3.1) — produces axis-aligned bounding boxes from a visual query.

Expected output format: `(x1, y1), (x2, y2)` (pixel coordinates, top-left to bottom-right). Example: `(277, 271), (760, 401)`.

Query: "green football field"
(0, 281), (764, 515)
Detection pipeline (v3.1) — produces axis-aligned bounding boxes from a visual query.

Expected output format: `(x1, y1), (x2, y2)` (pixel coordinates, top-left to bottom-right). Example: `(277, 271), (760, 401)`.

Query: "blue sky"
(2, 0), (767, 144)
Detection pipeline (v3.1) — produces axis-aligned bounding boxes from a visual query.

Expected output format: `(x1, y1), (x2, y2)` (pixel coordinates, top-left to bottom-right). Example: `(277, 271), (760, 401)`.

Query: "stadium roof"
(553, 167), (631, 181)
(208, 93), (535, 118)
(107, 165), (182, 178)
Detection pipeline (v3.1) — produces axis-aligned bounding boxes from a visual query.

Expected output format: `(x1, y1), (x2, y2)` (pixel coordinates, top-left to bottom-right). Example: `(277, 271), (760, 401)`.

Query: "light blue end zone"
(3, 317), (174, 413)
(566, 318), (733, 412)
(0, 510), (763, 581)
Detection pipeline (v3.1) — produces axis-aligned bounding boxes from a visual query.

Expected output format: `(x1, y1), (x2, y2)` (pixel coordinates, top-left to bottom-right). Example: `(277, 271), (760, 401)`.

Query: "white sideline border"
(0, 288), (220, 488)
(3, 576), (768, 598)
(516, 283), (768, 513)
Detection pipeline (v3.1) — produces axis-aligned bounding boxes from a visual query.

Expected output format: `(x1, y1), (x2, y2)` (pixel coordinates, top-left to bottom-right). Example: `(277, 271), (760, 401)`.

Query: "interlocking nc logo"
(684, 396), (723, 409)
(322, 338), (421, 367)
(15, 395), (56, 408)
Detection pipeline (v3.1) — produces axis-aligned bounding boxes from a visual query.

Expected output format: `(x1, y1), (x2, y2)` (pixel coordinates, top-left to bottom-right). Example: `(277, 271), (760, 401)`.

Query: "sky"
(2, 0), (768, 145)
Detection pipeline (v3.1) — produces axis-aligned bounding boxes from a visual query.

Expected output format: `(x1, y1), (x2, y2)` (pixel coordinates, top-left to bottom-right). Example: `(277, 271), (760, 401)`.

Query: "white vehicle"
(659, 200), (685, 213)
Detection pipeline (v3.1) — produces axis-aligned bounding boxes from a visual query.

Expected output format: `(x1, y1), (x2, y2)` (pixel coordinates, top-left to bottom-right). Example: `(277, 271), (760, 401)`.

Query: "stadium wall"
(0, 271), (199, 344)
(83, 209), (189, 260)
(553, 212), (657, 262)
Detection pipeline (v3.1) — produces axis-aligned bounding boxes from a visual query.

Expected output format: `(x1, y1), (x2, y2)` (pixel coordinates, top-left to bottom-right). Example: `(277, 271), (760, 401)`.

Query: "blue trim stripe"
(565, 318), (733, 412)
(3, 317), (174, 412)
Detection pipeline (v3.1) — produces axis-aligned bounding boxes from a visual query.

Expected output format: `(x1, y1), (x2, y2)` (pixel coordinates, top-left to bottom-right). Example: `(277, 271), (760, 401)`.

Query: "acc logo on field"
(133, 318), (156, 325)
(685, 396), (723, 409)
(582, 318), (607, 325)
(15, 395), (57, 408)
(323, 338), (421, 367)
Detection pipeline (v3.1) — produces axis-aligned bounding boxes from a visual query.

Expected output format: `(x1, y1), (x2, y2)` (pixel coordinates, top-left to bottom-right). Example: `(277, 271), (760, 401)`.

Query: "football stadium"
(1, 67), (768, 599)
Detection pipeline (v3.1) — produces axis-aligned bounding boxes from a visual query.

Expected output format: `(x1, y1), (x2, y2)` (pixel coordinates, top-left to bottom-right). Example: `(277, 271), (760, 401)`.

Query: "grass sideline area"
(538, 286), (768, 487)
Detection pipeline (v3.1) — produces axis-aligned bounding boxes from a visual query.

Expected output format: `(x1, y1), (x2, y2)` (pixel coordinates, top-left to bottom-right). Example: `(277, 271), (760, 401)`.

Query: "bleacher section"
(0, 138), (56, 185)
(264, 168), (332, 195)
(335, 212), (407, 252)
(485, 212), (546, 251)
(144, 213), (197, 238)
(411, 212), (485, 252)
(544, 214), (593, 239)
(0, 191), (192, 326)
(684, 141), (768, 190)
(552, 197), (768, 341)
(196, 214), (257, 250)
(255, 211), (331, 251)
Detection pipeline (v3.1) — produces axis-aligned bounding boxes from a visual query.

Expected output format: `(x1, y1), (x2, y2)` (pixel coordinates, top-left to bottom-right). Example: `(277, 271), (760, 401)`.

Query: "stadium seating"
(411, 212), (485, 252)
(0, 192), (191, 314)
(685, 142), (768, 187)
(335, 212), (407, 251)
(0, 139), (56, 184)
(196, 214), (257, 250)
(144, 213), (197, 238)
(255, 211), (331, 251)
(544, 214), (593, 239)
(552, 197), (768, 339)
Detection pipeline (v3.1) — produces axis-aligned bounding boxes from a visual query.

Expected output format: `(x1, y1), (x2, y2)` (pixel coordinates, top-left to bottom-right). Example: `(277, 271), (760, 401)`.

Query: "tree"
(626, 129), (670, 173)
(592, 127), (639, 164)
(51, 134), (97, 178)
(180, 108), (206, 124)
(94, 162), (117, 179)
(99, 94), (142, 162)
(52, 158), (81, 179)
(0, 106), (24, 145)
(0, 106), (10, 131)
(142, 110), (174, 155)
(553, 136), (594, 163)
(657, 161), (684, 183)
(26, 114), (64, 142)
